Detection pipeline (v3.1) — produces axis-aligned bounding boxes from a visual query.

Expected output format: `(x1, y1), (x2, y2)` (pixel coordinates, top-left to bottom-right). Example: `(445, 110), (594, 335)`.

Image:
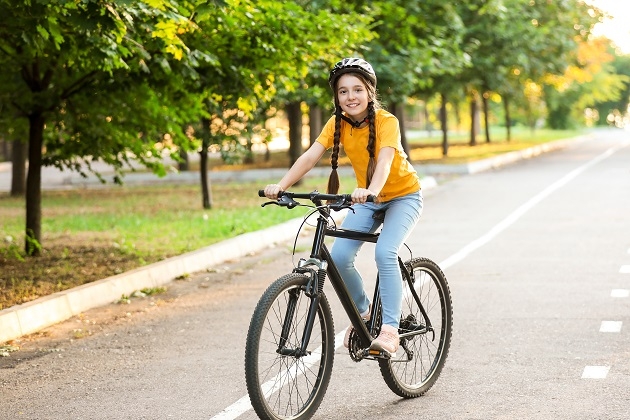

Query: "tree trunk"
(423, 102), (432, 136)
(390, 102), (410, 157)
(11, 139), (27, 196)
(482, 93), (491, 143)
(308, 105), (322, 146)
(178, 148), (189, 171)
(440, 93), (449, 157)
(199, 117), (212, 209)
(25, 113), (45, 256)
(504, 96), (512, 142)
(1, 139), (10, 161)
(286, 101), (302, 167)
(469, 93), (478, 146)
(243, 136), (254, 164)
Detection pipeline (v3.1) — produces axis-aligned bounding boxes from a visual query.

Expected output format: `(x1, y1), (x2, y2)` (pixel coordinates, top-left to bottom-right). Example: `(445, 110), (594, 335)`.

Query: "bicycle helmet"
(328, 57), (377, 89)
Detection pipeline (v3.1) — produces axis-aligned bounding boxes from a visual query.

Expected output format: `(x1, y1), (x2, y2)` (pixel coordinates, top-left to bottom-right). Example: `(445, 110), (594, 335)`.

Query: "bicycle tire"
(378, 257), (453, 398)
(245, 273), (335, 420)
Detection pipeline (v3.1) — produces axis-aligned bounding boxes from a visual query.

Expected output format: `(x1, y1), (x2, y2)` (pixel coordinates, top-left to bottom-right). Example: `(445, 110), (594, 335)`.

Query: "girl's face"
(336, 74), (369, 121)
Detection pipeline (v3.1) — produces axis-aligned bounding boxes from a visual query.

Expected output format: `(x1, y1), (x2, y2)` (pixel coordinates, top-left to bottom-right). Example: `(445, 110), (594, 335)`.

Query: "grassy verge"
(0, 127), (583, 310)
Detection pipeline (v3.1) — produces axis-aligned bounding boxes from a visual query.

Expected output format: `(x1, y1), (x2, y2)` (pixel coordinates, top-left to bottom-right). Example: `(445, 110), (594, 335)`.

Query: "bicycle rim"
(245, 274), (335, 419)
(379, 257), (453, 398)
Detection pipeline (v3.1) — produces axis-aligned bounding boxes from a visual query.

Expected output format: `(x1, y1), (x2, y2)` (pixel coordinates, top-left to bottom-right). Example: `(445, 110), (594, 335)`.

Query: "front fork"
(276, 258), (327, 358)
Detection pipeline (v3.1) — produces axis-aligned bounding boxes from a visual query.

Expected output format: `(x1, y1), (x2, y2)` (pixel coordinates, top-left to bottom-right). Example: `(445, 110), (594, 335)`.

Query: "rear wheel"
(245, 273), (335, 419)
(379, 257), (452, 398)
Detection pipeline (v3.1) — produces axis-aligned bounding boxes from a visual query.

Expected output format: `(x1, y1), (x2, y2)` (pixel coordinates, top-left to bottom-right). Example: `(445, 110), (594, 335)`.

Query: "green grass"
(0, 176), (349, 259)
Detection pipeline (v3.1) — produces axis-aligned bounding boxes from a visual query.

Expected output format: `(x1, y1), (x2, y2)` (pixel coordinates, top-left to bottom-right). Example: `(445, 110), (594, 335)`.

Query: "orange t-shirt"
(316, 109), (420, 202)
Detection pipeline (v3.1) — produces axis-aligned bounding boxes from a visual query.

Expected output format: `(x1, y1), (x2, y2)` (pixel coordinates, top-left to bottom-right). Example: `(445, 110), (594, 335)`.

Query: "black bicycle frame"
(288, 205), (432, 354)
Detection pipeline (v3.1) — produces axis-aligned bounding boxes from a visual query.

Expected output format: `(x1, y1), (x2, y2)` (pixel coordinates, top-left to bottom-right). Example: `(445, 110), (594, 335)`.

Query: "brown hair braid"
(365, 101), (377, 187)
(326, 105), (342, 194)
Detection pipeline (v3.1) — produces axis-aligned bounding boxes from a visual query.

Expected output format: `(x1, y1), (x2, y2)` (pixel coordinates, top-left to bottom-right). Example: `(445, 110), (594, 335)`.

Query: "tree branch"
(60, 70), (99, 99)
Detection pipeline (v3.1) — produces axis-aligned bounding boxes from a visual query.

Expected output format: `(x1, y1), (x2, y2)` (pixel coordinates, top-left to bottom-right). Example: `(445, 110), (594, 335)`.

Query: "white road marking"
(439, 146), (620, 270)
(213, 145), (625, 419)
(210, 330), (346, 420)
(611, 289), (630, 298)
(620, 265), (630, 274)
(600, 321), (623, 333)
(582, 366), (610, 379)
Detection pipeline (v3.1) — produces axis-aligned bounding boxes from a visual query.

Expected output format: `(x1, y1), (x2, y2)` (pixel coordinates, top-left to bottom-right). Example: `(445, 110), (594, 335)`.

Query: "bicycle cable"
(290, 204), (341, 268)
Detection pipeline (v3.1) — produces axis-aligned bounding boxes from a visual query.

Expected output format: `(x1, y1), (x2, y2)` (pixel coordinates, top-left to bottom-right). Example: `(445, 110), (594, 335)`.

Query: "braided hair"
(327, 73), (381, 194)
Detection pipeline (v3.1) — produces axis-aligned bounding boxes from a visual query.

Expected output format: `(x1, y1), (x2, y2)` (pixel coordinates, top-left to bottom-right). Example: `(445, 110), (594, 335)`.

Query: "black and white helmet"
(328, 57), (377, 89)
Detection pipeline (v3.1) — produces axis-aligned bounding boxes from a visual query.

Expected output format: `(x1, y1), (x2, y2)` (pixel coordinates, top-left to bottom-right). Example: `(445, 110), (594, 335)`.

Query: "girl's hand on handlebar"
(351, 188), (376, 204)
(264, 184), (284, 199)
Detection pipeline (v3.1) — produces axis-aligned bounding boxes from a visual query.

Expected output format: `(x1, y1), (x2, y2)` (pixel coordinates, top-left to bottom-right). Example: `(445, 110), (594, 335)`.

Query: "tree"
(545, 37), (628, 129)
(0, 0), (198, 255)
(177, 0), (373, 207)
(590, 52), (630, 126)
(362, 1), (466, 157)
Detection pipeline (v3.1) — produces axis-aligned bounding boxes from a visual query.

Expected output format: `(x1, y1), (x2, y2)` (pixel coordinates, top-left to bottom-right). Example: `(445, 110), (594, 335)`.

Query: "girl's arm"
(264, 142), (327, 198)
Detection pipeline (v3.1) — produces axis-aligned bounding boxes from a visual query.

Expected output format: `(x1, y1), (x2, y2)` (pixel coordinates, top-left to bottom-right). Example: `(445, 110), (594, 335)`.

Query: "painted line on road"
(600, 321), (623, 333)
(439, 145), (622, 270)
(611, 289), (629, 298)
(582, 366), (610, 379)
(210, 330), (347, 420)
(212, 145), (626, 419)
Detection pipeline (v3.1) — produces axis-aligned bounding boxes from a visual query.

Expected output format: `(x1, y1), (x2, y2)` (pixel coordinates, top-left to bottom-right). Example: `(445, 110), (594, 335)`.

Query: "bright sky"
(585, 0), (630, 54)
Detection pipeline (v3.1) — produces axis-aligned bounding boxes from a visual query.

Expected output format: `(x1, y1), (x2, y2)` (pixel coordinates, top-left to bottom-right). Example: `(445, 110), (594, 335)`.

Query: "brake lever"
(328, 197), (354, 212)
(262, 196), (300, 209)
(280, 195), (300, 209)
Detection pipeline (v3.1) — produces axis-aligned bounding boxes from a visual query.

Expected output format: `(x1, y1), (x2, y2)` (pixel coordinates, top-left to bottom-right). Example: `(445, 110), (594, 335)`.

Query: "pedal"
(367, 348), (392, 360)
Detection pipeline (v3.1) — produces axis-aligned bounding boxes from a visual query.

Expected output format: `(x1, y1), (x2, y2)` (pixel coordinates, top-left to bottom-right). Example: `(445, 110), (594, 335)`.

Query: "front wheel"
(245, 273), (335, 419)
(379, 257), (453, 398)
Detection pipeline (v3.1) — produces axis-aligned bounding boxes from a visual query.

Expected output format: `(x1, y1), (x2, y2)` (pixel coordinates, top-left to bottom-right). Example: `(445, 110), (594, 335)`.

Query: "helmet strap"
(339, 113), (368, 128)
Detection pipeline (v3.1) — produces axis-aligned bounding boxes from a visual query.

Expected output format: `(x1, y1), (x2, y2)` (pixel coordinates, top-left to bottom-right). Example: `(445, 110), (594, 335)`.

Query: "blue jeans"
(330, 191), (423, 328)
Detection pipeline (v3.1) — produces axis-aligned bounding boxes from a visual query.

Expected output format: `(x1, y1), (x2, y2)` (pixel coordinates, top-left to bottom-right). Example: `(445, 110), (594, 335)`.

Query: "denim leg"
(330, 205), (381, 315)
(375, 192), (423, 328)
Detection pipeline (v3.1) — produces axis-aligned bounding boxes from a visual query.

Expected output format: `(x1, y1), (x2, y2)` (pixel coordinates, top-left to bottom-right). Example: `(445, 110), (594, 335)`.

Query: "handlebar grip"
(258, 190), (285, 198)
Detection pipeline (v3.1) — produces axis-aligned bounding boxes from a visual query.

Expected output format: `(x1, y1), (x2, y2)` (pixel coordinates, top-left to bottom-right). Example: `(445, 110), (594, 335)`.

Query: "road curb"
(0, 135), (586, 344)
(414, 135), (590, 175)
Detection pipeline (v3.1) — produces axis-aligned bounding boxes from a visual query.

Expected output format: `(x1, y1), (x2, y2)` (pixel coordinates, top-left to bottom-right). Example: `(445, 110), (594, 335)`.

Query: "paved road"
(1, 129), (629, 419)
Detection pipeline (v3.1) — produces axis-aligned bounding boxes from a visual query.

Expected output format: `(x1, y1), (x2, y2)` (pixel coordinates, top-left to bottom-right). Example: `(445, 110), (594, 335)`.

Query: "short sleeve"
(316, 115), (337, 149)
(376, 112), (401, 150)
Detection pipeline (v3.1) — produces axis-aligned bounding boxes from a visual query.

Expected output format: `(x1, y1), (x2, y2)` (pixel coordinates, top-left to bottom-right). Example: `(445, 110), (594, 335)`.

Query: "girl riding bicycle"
(263, 57), (423, 355)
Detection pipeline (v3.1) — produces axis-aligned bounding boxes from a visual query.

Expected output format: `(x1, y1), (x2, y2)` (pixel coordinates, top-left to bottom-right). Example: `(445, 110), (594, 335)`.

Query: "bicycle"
(245, 190), (452, 420)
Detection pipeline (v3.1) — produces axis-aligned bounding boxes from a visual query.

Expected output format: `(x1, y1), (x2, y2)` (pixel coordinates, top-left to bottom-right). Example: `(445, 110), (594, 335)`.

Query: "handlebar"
(258, 190), (375, 210)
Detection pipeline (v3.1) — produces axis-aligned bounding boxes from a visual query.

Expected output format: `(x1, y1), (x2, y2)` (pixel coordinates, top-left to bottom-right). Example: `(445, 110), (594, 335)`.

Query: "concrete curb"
(0, 135), (585, 344)
(414, 135), (590, 175)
